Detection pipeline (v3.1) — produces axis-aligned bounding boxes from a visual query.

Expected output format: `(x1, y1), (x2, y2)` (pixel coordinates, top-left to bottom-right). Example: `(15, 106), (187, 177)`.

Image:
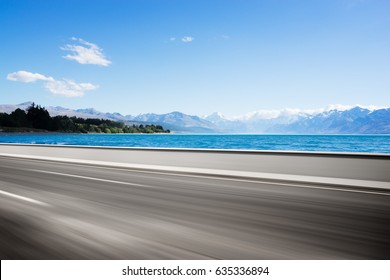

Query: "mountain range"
(1, 102), (389, 134)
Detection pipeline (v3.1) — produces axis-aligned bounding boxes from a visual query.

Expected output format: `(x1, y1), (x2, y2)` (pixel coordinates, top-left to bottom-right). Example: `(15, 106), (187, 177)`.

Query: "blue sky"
(1, 0), (389, 117)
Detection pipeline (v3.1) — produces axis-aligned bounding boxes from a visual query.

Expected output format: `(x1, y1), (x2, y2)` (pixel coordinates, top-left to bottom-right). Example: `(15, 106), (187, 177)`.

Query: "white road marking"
(29, 160), (388, 196)
(27, 169), (153, 188)
(0, 189), (49, 206)
(24, 166), (390, 196)
(2, 154), (389, 196)
(87, 166), (390, 196)
(2, 153), (390, 191)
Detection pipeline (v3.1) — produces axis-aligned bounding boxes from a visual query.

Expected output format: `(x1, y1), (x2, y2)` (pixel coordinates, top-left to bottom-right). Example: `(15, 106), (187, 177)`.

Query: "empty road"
(0, 155), (389, 259)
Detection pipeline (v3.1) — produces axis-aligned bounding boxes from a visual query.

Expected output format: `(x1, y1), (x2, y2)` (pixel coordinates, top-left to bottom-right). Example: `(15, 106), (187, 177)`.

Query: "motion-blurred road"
(1, 155), (389, 259)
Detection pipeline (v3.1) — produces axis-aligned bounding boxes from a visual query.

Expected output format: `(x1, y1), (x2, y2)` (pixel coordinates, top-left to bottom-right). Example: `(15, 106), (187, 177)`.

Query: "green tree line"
(0, 103), (170, 134)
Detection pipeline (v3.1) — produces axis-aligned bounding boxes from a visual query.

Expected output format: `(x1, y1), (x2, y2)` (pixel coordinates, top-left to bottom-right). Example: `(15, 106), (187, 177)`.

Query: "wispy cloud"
(61, 37), (111, 66)
(7, 70), (54, 83)
(170, 37), (176, 41)
(181, 36), (194, 43)
(7, 70), (98, 97)
(44, 79), (98, 97)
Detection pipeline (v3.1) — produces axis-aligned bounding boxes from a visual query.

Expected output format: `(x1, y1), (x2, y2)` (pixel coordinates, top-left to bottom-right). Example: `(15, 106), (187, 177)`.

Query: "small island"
(0, 103), (170, 134)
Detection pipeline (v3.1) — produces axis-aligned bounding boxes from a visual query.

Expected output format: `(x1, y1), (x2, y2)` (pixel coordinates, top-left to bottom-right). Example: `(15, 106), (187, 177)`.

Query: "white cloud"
(170, 37), (176, 41)
(61, 37), (111, 66)
(44, 79), (98, 97)
(7, 70), (98, 97)
(181, 36), (194, 43)
(7, 70), (54, 83)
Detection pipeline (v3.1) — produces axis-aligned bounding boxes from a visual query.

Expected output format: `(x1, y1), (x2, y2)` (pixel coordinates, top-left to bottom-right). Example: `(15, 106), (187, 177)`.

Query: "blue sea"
(0, 134), (390, 154)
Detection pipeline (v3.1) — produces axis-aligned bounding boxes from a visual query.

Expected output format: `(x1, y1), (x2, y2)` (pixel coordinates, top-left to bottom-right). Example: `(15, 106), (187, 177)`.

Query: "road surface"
(0, 153), (389, 259)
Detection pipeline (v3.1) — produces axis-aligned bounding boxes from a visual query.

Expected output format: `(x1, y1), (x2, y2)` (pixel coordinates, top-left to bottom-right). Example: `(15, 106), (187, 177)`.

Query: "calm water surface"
(0, 134), (389, 153)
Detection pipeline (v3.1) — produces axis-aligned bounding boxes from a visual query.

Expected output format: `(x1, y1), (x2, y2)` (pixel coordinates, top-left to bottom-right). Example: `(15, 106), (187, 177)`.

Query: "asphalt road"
(0, 156), (389, 259)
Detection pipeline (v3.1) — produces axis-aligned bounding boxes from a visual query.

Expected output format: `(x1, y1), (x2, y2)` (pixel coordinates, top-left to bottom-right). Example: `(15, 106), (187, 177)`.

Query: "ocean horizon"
(0, 133), (389, 154)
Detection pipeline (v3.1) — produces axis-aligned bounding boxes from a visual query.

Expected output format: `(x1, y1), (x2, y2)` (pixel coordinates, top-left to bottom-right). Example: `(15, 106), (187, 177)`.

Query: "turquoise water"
(0, 134), (389, 153)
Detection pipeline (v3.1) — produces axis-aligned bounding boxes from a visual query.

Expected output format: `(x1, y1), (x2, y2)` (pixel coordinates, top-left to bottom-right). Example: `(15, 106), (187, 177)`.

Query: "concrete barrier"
(0, 144), (389, 186)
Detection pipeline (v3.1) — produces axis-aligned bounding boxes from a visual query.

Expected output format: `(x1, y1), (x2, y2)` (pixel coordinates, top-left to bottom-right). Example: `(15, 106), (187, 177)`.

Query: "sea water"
(0, 134), (389, 153)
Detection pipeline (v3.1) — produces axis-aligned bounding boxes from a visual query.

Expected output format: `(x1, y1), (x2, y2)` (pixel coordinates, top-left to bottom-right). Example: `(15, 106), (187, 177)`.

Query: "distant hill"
(132, 111), (218, 133)
(1, 102), (389, 133)
(0, 102), (218, 133)
(0, 103), (169, 134)
(0, 102), (126, 120)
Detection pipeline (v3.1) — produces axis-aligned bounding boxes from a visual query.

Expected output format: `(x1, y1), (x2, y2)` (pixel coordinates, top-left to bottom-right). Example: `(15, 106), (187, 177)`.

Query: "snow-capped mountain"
(267, 107), (390, 134)
(1, 102), (389, 133)
(0, 101), (33, 113)
(203, 112), (243, 132)
(204, 105), (390, 133)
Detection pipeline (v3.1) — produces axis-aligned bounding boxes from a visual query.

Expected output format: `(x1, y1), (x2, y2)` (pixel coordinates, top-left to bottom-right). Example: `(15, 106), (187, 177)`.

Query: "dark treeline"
(0, 103), (170, 134)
